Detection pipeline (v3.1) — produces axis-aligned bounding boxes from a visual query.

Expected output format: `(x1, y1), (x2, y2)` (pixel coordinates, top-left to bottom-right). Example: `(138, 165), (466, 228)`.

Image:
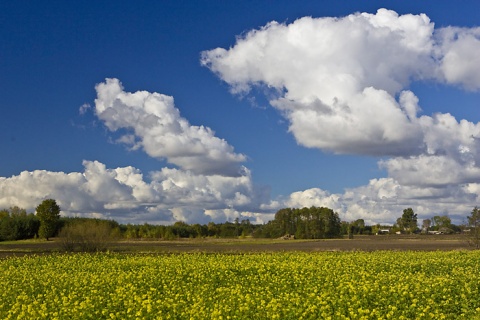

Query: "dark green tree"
(274, 208), (295, 236)
(0, 207), (40, 241)
(219, 222), (237, 238)
(309, 207), (325, 238)
(268, 206), (341, 239)
(36, 199), (60, 240)
(350, 219), (366, 234)
(322, 207), (341, 238)
(398, 208), (417, 233)
(172, 221), (191, 238)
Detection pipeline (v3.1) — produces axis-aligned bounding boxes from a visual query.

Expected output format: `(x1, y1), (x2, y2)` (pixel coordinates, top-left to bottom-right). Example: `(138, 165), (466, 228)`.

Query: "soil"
(0, 234), (474, 258)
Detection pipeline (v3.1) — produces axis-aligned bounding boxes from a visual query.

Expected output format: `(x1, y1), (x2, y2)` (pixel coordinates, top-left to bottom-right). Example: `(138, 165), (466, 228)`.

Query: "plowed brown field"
(0, 234), (473, 258)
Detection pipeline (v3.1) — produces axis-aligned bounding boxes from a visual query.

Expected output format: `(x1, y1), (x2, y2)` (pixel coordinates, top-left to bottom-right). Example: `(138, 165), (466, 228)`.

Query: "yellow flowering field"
(1, 251), (479, 319)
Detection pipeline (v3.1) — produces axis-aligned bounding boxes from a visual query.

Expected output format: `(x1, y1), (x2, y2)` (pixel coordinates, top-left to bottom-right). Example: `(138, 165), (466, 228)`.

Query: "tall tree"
(275, 208), (295, 236)
(322, 207), (341, 238)
(36, 199), (60, 240)
(399, 208), (417, 233)
(467, 206), (480, 248)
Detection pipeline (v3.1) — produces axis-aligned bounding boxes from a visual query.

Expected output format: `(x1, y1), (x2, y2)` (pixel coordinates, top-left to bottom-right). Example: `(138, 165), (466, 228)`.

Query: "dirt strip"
(0, 235), (473, 258)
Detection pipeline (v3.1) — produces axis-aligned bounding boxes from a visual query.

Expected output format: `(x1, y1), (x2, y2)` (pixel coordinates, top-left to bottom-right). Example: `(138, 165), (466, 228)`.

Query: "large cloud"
(202, 8), (480, 188)
(95, 78), (246, 177)
(0, 160), (269, 224)
(202, 9), (435, 155)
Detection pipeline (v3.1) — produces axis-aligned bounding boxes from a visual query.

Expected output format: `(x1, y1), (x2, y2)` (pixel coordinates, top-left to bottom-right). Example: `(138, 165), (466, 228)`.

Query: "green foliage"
(430, 215), (453, 233)
(124, 224), (140, 239)
(256, 207), (308, 238)
(118, 219), (256, 240)
(0, 207), (40, 241)
(345, 219), (372, 236)
(163, 228), (176, 240)
(36, 199), (61, 240)
(422, 215), (463, 234)
(268, 206), (342, 239)
(218, 222), (238, 238)
(172, 221), (191, 238)
(397, 208), (418, 233)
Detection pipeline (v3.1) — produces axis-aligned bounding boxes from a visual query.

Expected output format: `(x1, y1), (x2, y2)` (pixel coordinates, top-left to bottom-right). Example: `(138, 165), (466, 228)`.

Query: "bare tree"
(422, 218), (431, 233)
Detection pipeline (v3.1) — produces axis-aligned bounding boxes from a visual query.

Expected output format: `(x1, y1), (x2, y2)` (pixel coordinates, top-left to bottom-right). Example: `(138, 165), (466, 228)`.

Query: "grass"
(0, 238), (46, 245)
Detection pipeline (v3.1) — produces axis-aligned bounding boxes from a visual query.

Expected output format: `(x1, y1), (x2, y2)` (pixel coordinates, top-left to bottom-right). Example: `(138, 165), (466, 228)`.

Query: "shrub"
(59, 219), (118, 252)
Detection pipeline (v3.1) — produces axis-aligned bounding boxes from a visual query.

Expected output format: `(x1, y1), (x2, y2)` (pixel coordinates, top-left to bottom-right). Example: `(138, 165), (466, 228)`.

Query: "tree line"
(0, 201), (343, 242)
(0, 199), (61, 241)
(1, 200), (479, 247)
(0, 209), (259, 241)
(345, 208), (473, 236)
(0, 206), (39, 241)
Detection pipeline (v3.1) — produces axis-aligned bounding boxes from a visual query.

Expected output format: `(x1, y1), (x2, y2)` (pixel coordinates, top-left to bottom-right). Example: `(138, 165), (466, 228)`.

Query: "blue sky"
(1, 1), (479, 225)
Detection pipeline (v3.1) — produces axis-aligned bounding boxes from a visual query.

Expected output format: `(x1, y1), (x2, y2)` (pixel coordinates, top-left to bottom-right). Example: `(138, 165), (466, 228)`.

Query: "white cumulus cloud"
(202, 9), (436, 156)
(95, 78), (247, 177)
(202, 8), (480, 188)
(0, 160), (268, 224)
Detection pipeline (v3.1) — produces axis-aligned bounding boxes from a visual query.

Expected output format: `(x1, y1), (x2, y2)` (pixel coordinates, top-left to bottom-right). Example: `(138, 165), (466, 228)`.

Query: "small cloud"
(115, 134), (142, 151)
(79, 103), (92, 115)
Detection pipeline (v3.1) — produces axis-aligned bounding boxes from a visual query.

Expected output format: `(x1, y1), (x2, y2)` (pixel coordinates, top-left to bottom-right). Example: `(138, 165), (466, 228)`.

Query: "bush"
(59, 219), (118, 252)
